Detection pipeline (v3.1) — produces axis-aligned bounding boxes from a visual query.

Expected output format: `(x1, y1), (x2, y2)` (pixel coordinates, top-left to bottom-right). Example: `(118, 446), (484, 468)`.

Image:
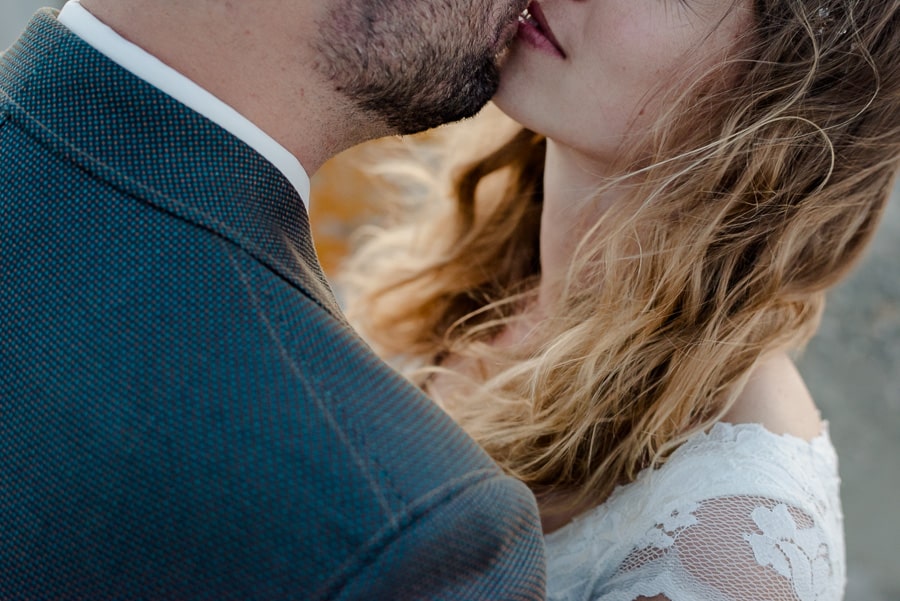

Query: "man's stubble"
(315, 0), (508, 135)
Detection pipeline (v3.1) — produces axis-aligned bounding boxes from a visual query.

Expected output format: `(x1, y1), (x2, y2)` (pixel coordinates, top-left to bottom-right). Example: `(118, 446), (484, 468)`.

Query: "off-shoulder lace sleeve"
(544, 423), (845, 601)
(602, 495), (841, 601)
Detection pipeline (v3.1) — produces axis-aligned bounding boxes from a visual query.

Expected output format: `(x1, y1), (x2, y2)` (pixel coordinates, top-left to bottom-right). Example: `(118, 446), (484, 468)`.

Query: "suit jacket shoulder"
(0, 11), (546, 599)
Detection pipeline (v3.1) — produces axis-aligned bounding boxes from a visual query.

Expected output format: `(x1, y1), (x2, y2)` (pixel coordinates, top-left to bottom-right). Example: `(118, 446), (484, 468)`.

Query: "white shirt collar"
(57, 1), (311, 206)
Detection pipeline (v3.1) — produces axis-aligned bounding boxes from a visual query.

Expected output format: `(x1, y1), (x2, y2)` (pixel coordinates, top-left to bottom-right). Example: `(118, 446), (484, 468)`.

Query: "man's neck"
(79, 0), (387, 174)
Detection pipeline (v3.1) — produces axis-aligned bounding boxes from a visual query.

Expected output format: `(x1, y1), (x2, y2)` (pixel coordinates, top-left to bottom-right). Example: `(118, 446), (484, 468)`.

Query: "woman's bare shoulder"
(722, 352), (824, 442)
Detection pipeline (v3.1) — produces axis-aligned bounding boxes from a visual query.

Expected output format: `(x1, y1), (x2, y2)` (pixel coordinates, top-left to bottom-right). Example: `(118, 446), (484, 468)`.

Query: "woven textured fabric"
(0, 11), (546, 600)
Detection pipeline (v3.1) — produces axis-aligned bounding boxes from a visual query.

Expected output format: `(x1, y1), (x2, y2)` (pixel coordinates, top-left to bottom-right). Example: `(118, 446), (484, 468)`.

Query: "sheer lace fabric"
(544, 422), (845, 601)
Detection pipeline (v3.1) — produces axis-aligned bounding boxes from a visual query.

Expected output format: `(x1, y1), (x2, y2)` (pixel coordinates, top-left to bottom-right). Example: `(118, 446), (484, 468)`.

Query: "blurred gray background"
(3, 2), (898, 598)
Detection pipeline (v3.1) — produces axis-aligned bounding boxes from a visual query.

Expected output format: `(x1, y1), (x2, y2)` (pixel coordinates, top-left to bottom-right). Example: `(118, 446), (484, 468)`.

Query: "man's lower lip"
(516, 20), (565, 58)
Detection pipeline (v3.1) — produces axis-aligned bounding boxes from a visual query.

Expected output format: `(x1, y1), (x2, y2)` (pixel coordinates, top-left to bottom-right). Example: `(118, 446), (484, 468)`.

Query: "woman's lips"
(494, 0), (538, 52)
(518, 1), (566, 58)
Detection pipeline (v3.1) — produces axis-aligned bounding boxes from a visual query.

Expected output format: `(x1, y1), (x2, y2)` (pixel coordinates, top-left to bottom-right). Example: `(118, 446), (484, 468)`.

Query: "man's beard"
(316, 0), (504, 135)
(342, 50), (500, 136)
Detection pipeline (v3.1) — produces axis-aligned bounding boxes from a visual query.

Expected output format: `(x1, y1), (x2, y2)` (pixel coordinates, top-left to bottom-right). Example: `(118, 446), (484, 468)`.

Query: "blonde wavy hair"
(341, 0), (900, 511)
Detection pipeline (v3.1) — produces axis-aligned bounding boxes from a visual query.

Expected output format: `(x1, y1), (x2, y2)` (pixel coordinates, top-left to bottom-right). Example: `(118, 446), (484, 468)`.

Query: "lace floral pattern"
(746, 504), (834, 601)
(635, 503), (700, 551)
(544, 423), (845, 601)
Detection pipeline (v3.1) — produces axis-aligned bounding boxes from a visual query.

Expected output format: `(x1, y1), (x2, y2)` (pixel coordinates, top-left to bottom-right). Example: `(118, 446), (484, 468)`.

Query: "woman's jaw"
(494, 0), (754, 172)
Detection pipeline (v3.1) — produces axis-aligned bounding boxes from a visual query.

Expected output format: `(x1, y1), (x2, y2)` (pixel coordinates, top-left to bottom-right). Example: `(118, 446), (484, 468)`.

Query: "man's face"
(316, 0), (527, 135)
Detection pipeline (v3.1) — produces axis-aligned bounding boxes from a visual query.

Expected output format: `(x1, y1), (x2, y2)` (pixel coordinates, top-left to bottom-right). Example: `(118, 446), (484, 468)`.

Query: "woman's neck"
(537, 140), (629, 308)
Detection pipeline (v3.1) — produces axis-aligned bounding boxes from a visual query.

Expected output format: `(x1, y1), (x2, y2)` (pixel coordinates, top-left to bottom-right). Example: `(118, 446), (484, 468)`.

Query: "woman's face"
(494, 0), (754, 167)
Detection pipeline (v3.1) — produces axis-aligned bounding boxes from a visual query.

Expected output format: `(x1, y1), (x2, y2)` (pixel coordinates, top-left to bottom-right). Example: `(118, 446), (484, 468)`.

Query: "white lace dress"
(544, 422), (845, 601)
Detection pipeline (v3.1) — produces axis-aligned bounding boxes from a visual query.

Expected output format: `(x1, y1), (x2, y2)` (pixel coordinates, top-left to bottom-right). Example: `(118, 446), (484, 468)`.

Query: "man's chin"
(365, 66), (501, 135)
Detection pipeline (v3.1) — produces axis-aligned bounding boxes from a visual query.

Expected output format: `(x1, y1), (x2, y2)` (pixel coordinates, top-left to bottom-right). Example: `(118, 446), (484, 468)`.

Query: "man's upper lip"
(527, 1), (566, 57)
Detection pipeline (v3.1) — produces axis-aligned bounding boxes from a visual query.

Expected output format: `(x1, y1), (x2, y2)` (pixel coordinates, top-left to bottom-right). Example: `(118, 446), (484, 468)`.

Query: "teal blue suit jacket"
(0, 11), (546, 599)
